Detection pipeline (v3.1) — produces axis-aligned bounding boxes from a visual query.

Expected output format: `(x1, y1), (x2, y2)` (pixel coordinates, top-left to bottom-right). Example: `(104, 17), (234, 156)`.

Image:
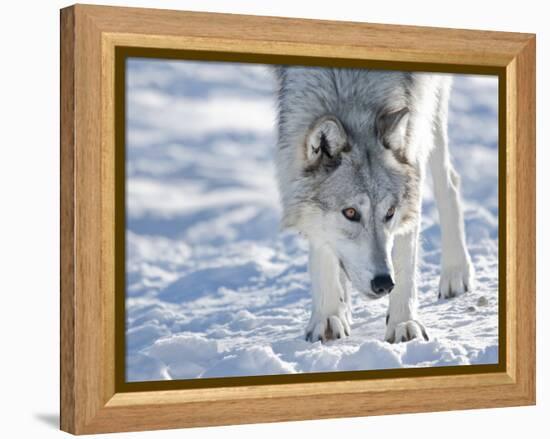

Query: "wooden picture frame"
(60, 4), (536, 434)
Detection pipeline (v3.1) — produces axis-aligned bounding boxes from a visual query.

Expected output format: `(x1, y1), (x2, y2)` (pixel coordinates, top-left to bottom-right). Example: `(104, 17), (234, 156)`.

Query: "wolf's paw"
(305, 312), (351, 342)
(439, 259), (475, 299)
(385, 319), (429, 343)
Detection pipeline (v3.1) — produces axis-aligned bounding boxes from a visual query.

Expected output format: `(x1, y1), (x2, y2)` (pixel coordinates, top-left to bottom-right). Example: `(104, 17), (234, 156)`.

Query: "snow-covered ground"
(125, 59), (499, 382)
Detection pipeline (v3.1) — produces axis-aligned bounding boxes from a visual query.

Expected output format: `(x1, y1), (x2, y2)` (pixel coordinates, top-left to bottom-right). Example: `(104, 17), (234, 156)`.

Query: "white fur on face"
(300, 192), (397, 297)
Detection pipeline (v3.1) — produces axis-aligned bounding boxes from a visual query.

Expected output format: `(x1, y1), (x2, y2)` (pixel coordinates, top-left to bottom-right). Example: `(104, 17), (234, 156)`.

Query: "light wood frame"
(60, 4), (536, 434)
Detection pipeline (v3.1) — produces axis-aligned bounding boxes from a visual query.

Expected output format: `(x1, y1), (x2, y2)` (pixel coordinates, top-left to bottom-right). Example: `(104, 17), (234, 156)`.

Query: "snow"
(125, 58), (499, 382)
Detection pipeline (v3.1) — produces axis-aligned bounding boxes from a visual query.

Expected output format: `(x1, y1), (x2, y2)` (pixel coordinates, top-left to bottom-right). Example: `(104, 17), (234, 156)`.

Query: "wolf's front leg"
(430, 103), (474, 299)
(385, 227), (429, 343)
(306, 243), (352, 342)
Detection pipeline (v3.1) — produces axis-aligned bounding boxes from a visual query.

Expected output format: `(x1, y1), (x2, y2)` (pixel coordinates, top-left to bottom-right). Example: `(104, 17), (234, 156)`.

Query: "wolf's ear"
(304, 116), (348, 168)
(376, 107), (409, 150)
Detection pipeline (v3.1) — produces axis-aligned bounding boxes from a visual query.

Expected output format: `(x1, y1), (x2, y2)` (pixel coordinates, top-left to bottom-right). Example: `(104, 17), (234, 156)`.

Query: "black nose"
(371, 274), (395, 296)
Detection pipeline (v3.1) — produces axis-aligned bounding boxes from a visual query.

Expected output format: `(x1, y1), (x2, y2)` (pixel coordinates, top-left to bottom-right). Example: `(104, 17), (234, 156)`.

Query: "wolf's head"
(275, 68), (422, 298)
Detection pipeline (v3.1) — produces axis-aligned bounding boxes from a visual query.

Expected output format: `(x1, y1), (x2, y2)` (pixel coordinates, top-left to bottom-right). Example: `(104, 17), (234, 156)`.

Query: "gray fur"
(273, 66), (471, 343)
(274, 67), (445, 230)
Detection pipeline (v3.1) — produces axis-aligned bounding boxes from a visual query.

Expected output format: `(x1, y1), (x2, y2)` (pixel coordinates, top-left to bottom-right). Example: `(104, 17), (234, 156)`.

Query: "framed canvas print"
(60, 4), (536, 435)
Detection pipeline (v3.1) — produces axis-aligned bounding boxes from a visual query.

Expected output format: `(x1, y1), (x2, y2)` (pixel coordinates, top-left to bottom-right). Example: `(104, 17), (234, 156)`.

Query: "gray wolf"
(274, 67), (474, 343)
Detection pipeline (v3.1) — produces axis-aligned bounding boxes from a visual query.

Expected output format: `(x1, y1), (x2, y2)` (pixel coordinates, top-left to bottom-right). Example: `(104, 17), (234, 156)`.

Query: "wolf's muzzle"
(370, 274), (395, 296)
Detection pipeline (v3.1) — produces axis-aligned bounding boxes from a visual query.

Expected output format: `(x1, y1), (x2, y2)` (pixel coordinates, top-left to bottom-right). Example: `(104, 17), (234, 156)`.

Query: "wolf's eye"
(385, 206), (396, 221)
(342, 207), (360, 222)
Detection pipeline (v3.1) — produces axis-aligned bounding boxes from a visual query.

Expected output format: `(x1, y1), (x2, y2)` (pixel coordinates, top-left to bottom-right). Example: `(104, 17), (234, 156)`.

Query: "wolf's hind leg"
(305, 243), (351, 342)
(385, 226), (429, 343)
(429, 91), (475, 299)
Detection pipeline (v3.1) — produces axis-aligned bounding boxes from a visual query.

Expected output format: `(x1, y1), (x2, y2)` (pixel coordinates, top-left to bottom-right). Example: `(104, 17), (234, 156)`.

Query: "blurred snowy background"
(125, 58), (499, 382)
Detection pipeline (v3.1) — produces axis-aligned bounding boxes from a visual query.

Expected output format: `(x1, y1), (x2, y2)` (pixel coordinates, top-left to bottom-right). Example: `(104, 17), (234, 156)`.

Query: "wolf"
(274, 67), (474, 343)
